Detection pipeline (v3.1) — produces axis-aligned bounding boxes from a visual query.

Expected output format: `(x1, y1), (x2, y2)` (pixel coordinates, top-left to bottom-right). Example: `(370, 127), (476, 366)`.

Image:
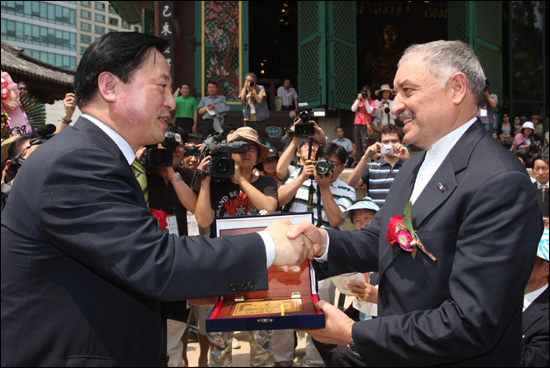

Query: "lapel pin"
(438, 183), (446, 192)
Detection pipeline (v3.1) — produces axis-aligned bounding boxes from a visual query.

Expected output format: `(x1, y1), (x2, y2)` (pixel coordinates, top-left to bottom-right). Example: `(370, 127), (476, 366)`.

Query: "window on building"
(80, 10), (91, 19)
(133, 26), (139, 32)
(81, 22), (91, 32)
(121, 20), (130, 29)
(108, 17), (118, 26)
(80, 46), (88, 55)
(81, 1), (91, 7)
(80, 34), (91, 43)
(95, 25), (105, 34)
(95, 13), (105, 23)
(108, 5), (117, 14)
(95, 2), (105, 11)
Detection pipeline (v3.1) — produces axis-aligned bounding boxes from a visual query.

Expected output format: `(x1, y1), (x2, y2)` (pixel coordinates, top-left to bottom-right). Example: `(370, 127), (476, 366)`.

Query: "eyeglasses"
(329, 160), (342, 167)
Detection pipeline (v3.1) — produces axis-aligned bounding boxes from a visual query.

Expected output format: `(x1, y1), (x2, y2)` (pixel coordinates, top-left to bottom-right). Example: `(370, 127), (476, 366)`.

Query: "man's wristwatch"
(171, 172), (182, 184)
(348, 338), (360, 356)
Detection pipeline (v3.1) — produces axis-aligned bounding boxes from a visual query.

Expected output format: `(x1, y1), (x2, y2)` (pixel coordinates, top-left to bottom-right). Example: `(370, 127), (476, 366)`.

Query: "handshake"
(264, 220), (328, 272)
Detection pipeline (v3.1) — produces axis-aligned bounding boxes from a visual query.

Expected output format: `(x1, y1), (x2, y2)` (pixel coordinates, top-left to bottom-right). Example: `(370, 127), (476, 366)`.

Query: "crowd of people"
(1, 32), (548, 368)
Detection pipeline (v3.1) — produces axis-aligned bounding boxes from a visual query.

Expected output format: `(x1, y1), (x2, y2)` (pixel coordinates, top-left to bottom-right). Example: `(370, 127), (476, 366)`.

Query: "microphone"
(289, 110), (297, 120)
(36, 124), (56, 138)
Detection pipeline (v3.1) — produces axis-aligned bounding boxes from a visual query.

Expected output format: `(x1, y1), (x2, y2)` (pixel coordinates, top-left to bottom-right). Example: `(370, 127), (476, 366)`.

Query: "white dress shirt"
(523, 283), (548, 312)
(410, 117), (477, 204)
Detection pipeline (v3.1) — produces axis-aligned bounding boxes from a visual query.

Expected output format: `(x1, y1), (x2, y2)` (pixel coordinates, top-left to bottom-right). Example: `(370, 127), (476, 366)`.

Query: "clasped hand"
(266, 220), (328, 272)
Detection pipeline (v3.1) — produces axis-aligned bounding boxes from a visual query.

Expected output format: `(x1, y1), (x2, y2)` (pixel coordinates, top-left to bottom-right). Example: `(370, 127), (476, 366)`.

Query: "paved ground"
(185, 331), (309, 367)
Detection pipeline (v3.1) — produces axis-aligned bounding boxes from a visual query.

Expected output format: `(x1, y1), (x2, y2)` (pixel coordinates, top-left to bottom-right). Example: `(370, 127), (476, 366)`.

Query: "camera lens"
(215, 160), (230, 174)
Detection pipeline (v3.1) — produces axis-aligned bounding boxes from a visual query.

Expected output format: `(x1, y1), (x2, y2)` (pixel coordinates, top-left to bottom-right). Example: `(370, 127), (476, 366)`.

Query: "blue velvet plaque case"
(206, 212), (326, 332)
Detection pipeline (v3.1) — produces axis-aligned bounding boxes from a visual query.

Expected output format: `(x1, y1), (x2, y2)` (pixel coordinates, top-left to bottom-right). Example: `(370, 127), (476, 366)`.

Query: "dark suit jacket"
(521, 288), (549, 367)
(1, 117), (269, 367)
(326, 120), (543, 366)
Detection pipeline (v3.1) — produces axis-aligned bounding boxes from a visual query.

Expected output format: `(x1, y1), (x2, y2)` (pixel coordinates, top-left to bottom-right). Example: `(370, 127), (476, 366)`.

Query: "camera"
(248, 80), (255, 88)
(184, 146), (201, 157)
(161, 131), (182, 150)
(199, 133), (249, 179)
(382, 101), (390, 114)
(141, 131), (182, 168)
(287, 102), (315, 137)
(361, 90), (368, 99)
(315, 158), (334, 177)
(380, 145), (394, 155)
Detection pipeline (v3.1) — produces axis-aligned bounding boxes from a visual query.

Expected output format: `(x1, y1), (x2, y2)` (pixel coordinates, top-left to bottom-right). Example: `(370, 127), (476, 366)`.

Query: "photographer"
(276, 118), (326, 183)
(347, 124), (409, 208)
(278, 142), (356, 229)
(275, 143), (355, 366)
(372, 84), (396, 127)
(239, 72), (270, 144)
(352, 85), (377, 160)
(142, 125), (200, 367)
(476, 79), (498, 133)
(194, 127), (277, 367)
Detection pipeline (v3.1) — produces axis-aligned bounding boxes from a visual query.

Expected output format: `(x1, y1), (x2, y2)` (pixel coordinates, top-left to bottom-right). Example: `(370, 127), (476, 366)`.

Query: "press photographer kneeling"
(193, 126), (278, 366)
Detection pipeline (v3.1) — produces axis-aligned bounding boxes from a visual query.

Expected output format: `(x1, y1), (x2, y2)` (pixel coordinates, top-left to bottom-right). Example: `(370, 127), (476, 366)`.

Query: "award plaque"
(206, 213), (325, 332)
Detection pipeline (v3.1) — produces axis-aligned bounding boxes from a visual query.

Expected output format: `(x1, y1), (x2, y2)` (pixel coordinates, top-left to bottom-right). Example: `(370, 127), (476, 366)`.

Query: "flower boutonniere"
(387, 202), (436, 261)
(150, 208), (168, 233)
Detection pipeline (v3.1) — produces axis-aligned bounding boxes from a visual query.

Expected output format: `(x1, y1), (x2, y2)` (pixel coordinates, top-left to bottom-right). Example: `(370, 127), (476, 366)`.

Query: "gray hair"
(399, 40), (486, 104)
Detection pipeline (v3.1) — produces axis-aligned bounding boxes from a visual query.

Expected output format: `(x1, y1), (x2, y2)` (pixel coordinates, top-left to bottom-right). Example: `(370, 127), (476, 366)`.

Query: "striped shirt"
(284, 173), (356, 230)
(361, 158), (403, 208)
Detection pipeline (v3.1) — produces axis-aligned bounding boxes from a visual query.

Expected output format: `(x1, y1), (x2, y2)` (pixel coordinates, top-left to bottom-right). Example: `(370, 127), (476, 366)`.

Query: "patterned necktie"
(131, 158), (149, 210)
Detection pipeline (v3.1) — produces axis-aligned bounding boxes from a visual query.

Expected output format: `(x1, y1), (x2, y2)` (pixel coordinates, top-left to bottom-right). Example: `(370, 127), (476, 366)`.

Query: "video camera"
(195, 132), (249, 180)
(141, 131), (182, 168)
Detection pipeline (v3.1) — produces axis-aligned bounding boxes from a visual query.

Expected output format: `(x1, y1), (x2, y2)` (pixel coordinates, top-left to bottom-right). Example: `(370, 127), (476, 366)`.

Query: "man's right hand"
(265, 219), (316, 272)
(364, 142), (381, 160)
(286, 221), (328, 259)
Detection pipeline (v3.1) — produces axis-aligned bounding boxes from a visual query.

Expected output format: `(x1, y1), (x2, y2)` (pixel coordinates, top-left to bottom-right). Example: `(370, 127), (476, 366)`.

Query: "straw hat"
(1, 136), (20, 162)
(227, 127), (270, 163)
(375, 84), (394, 96)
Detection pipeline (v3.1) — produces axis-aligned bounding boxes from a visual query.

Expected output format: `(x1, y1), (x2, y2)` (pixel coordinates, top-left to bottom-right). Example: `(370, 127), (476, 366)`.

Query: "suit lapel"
(412, 120), (486, 228)
(379, 151), (426, 273)
(523, 290), (549, 334)
(73, 117), (147, 208)
(380, 120), (486, 272)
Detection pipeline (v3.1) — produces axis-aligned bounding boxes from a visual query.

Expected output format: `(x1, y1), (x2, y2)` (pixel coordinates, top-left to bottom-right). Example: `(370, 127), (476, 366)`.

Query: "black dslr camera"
(314, 158), (334, 177)
(141, 131), (182, 168)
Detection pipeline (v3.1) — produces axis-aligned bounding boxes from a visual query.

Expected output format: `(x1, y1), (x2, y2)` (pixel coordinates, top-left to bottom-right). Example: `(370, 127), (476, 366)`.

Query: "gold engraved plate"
(233, 299), (301, 316)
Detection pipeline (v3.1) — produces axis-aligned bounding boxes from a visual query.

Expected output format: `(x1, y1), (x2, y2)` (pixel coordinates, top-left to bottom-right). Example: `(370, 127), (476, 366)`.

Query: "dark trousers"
(175, 117), (194, 133)
(202, 119), (214, 137)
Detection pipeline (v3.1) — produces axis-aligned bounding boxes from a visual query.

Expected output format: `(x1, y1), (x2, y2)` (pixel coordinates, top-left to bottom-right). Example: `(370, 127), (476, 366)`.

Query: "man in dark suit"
(521, 228), (549, 367)
(1, 32), (311, 367)
(289, 40), (544, 366)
